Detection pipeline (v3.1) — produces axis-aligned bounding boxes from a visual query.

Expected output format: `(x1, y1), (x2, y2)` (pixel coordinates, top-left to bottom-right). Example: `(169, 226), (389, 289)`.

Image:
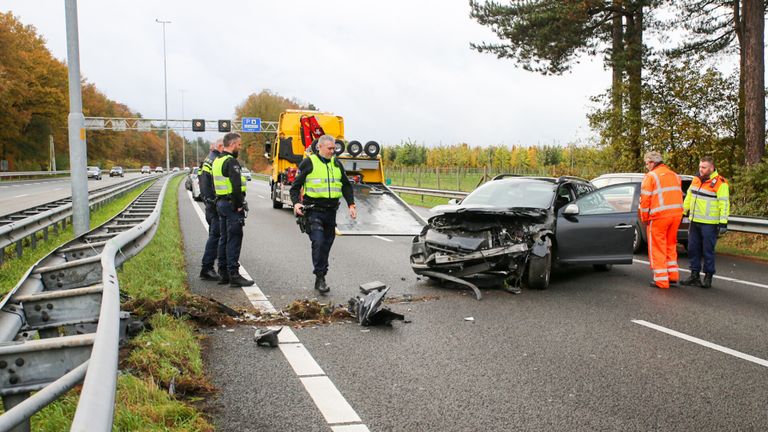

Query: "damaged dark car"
(410, 176), (640, 299)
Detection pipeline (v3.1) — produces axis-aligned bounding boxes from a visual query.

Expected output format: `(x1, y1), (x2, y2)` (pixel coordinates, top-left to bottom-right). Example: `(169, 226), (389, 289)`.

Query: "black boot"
(681, 271), (701, 287)
(229, 272), (254, 287)
(200, 268), (220, 281)
(702, 273), (713, 289)
(217, 269), (230, 285)
(314, 274), (329, 293)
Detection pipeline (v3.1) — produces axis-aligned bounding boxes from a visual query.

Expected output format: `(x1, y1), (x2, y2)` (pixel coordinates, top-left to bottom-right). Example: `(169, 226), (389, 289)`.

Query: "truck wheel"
(527, 251), (551, 290)
(348, 140), (362, 156)
(271, 185), (283, 209)
(364, 141), (380, 158)
(334, 139), (345, 156)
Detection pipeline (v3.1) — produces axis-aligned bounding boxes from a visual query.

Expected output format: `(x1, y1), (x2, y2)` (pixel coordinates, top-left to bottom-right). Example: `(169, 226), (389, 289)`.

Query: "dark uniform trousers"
(688, 222), (718, 274)
(307, 208), (337, 276)
(217, 200), (244, 274)
(202, 203), (222, 273)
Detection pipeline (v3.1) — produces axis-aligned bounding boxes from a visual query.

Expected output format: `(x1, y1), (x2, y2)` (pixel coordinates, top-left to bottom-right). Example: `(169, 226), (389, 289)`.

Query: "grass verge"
(0, 182), (152, 295)
(30, 175), (214, 431)
(716, 231), (768, 261)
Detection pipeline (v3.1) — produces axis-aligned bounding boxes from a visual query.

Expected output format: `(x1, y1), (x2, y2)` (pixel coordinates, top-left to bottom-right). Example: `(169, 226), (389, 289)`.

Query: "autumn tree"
(234, 90), (311, 171)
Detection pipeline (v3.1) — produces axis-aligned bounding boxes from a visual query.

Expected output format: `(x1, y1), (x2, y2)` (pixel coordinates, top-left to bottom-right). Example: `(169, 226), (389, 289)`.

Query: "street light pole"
(180, 88), (186, 168)
(156, 19), (171, 171)
(66, 0), (89, 236)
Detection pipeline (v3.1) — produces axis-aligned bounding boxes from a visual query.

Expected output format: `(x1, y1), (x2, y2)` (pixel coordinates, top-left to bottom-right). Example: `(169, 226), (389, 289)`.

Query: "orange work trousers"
(647, 215), (681, 288)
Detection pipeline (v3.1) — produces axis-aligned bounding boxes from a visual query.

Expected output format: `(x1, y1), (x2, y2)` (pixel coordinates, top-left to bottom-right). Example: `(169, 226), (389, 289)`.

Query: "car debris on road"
(254, 327), (283, 347)
(348, 281), (406, 326)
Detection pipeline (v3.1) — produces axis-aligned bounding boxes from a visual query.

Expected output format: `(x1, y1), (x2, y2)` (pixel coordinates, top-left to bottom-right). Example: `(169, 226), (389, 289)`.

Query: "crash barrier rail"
(0, 169), (144, 181)
(0, 175), (161, 265)
(388, 185), (768, 235)
(0, 173), (178, 432)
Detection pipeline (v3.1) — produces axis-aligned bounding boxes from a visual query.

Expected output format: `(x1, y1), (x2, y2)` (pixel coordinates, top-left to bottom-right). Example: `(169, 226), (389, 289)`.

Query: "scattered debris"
(384, 294), (440, 304)
(254, 327), (282, 347)
(348, 282), (405, 326)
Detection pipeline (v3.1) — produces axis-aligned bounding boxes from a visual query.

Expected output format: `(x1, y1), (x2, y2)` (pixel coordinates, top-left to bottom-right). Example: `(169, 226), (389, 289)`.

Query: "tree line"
(0, 12), (191, 171)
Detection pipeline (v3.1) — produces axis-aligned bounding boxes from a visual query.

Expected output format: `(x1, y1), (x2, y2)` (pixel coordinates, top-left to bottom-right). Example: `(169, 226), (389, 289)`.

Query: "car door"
(555, 183), (639, 265)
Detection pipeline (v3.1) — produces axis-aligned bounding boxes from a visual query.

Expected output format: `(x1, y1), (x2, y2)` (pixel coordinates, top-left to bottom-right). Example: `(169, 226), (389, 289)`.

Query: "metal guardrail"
(0, 175), (160, 264)
(0, 173), (179, 431)
(387, 185), (768, 235)
(0, 169), (143, 181)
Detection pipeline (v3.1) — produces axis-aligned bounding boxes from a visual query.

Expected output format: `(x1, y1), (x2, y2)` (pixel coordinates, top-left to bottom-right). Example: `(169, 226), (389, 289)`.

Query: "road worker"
(213, 132), (253, 287)
(639, 151), (684, 289)
(290, 134), (356, 293)
(681, 156), (730, 288)
(199, 139), (224, 281)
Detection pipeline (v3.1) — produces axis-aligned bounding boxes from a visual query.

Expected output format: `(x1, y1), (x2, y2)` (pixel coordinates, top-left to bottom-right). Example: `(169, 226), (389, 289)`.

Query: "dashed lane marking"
(12, 194), (30, 198)
(256, 194), (266, 199)
(186, 190), (369, 430)
(633, 258), (768, 290)
(372, 235), (393, 242)
(632, 319), (768, 368)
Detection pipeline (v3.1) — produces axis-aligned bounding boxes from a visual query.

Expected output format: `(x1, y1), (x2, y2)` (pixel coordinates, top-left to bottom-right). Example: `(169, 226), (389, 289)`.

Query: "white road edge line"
(633, 258), (768, 290)
(186, 190), (369, 430)
(256, 194), (266, 199)
(632, 319), (768, 368)
(13, 194), (30, 198)
(372, 235), (393, 242)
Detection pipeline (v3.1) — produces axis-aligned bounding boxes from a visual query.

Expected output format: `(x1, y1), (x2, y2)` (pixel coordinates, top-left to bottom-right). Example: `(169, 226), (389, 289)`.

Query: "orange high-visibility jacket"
(639, 164), (684, 223)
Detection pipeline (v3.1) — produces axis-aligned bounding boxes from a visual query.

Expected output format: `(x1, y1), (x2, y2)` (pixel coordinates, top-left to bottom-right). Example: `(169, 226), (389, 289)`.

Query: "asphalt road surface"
(0, 173), (147, 217)
(179, 179), (768, 432)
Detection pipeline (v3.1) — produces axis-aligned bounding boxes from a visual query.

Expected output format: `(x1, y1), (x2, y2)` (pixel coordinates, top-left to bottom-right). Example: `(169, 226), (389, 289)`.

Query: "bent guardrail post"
(70, 174), (174, 431)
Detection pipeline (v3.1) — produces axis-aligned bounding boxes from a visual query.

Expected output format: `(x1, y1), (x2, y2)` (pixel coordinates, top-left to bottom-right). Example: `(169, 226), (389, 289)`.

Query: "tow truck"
(266, 110), (425, 236)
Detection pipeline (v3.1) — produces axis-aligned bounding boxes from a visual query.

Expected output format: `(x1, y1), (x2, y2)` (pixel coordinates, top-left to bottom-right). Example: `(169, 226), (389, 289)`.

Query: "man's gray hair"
(317, 134), (335, 146)
(210, 139), (223, 151)
(644, 151), (663, 163)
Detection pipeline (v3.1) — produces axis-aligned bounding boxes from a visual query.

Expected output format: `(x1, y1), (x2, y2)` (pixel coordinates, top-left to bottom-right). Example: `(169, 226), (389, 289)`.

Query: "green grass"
(0, 182), (153, 295)
(716, 232), (768, 261)
(32, 374), (212, 432)
(120, 176), (188, 304)
(396, 192), (450, 209)
(27, 175), (213, 431)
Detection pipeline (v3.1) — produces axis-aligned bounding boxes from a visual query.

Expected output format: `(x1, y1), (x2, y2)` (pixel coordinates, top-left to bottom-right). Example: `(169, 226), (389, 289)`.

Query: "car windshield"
(192, 167), (199, 175)
(461, 180), (556, 209)
(87, 166), (98, 170)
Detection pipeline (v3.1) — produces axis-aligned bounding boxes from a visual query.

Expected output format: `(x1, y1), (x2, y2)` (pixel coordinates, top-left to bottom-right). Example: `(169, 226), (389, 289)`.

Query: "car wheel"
(527, 251), (551, 290)
(271, 184), (283, 209)
(632, 224), (645, 254)
(593, 264), (612, 271)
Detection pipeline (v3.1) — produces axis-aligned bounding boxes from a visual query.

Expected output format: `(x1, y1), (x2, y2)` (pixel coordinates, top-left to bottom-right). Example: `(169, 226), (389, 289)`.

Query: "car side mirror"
(563, 203), (579, 216)
(448, 198), (460, 205)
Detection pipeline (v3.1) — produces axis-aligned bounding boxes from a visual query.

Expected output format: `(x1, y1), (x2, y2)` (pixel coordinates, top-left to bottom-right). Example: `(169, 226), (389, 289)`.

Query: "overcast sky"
(5, 1), (640, 148)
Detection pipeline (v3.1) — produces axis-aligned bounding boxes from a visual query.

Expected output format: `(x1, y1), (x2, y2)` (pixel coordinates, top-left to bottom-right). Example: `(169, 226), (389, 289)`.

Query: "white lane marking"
(372, 235), (393, 242)
(632, 320), (768, 368)
(332, 425), (372, 432)
(279, 343), (325, 376)
(256, 194), (266, 199)
(633, 258), (768, 290)
(186, 190), (368, 428)
(300, 376), (363, 424)
(12, 194), (30, 198)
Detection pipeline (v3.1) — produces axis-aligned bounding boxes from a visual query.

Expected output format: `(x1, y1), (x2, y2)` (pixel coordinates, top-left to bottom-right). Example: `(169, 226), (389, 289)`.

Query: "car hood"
(429, 204), (548, 220)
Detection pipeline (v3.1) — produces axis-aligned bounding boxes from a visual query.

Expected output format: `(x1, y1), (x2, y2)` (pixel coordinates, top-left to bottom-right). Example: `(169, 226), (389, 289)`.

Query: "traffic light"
(218, 120), (231, 132)
(192, 119), (205, 132)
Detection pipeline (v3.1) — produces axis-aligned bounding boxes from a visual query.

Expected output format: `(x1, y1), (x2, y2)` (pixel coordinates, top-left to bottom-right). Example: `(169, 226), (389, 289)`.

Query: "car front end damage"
(410, 208), (552, 299)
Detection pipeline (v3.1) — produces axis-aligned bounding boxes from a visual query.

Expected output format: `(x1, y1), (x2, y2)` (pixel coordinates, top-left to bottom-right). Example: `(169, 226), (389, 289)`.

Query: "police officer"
(212, 132), (254, 287)
(682, 156), (730, 288)
(291, 134), (357, 293)
(199, 139), (224, 280)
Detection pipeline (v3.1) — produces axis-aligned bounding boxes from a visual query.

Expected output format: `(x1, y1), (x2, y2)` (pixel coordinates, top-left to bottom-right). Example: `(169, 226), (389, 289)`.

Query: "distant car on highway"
(172, 167), (180, 172)
(242, 167), (252, 181)
(591, 172), (694, 252)
(185, 167), (202, 201)
(155, 166), (164, 173)
(86, 166), (102, 180)
(109, 166), (124, 177)
(141, 165), (151, 174)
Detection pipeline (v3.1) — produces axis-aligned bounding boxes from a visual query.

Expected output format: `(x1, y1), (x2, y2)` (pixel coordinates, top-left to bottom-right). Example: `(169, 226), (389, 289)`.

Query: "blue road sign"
(241, 117), (262, 132)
